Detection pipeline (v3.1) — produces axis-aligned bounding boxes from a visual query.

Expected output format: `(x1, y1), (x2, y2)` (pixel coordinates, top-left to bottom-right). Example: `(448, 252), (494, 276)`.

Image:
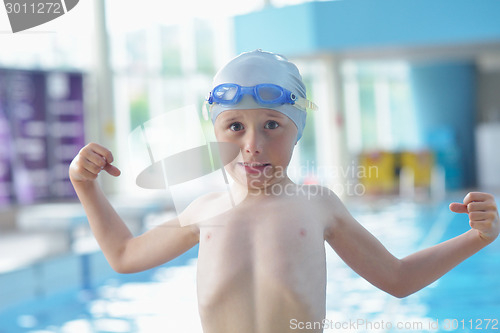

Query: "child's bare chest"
(196, 197), (328, 317)
(198, 196), (325, 263)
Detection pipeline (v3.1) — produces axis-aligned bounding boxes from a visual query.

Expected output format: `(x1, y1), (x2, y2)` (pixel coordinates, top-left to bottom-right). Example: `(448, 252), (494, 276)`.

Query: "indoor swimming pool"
(0, 196), (499, 333)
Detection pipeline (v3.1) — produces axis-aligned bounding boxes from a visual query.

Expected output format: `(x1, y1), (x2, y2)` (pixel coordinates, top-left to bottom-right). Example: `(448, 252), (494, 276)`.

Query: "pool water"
(0, 249), (201, 333)
(0, 197), (499, 333)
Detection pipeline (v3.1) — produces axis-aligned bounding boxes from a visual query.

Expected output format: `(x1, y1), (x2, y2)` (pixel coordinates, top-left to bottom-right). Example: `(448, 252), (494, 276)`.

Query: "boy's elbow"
(384, 261), (417, 298)
(109, 257), (144, 274)
(111, 261), (144, 274)
(387, 288), (414, 299)
(385, 273), (419, 298)
(105, 252), (137, 274)
(111, 263), (132, 274)
(106, 241), (142, 274)
(378, 282), (412, 299)
(107, 259), (128, 274)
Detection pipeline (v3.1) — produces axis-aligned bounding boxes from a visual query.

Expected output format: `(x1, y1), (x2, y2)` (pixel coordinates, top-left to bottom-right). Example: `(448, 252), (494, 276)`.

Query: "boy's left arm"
(325, 191), (499, 298)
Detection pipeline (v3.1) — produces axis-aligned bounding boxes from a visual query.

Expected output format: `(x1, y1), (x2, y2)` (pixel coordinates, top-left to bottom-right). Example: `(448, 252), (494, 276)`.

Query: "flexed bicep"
(119, 217), (200, 273)
(324, 195), (401, 296)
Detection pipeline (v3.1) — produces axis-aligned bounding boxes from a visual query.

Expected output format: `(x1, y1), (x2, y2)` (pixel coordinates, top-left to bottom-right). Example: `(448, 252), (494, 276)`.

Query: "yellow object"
(400, 151), (434, 187)
(358, 151), (396, 194)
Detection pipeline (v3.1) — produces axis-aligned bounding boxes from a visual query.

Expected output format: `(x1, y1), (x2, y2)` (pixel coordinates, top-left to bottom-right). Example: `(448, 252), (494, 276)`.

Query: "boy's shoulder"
(293, 184), (348, 216)
(178, 191), (233, 226)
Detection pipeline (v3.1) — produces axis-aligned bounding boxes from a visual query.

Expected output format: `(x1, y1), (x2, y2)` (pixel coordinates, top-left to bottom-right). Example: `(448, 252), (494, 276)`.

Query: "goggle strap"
(307, 100), (319, 111)
(295, 97), (319, 111)
(202, 100), (211, 121)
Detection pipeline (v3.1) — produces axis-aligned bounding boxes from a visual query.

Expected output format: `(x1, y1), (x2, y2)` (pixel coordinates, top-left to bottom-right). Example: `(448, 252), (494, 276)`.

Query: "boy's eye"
(265, 120), (279, 129)
(230, 122), (244, 131)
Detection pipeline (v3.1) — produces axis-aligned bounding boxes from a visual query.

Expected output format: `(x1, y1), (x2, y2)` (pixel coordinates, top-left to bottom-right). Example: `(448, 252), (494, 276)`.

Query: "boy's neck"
(230, 176), (296, 203)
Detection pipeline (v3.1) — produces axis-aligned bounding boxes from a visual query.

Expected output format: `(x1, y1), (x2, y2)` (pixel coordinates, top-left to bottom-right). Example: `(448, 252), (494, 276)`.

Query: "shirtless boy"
(69, 50), (499, 333)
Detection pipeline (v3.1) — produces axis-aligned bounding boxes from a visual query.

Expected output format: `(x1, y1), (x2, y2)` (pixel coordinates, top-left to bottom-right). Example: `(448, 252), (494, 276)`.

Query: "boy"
(69, 50), (499, 333)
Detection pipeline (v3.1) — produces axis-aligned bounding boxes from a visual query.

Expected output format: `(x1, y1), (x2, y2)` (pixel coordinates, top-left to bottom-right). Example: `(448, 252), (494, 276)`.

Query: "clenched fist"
(449, 192), (500, 243)
(69, 143), (121, 183)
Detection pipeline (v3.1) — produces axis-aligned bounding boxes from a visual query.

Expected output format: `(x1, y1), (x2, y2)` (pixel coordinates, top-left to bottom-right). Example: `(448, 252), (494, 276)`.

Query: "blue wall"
(234, 4), (317, 56)
(409, 61), (477, 189)
(235, 0), (500, 56)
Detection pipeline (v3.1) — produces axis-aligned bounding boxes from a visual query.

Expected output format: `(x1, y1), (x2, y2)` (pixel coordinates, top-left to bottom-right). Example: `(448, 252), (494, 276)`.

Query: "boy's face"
(214, 108), (298, 191)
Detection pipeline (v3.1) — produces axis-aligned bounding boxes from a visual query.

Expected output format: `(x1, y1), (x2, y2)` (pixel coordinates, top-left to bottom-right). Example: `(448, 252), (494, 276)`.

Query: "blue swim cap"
(210, 50), (309, 141)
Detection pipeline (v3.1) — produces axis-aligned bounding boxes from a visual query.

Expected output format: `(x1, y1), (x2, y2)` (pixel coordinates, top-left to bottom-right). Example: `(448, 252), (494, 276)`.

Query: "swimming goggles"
(205, 83), (318, 112)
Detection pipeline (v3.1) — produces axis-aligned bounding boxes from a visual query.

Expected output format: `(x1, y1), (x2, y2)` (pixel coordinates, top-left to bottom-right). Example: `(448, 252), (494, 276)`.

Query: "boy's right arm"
(69, 143), (199, 273)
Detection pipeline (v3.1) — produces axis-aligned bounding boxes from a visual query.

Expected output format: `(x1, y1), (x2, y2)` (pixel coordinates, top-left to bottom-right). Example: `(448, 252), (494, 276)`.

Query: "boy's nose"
(243, 129), (263, 155)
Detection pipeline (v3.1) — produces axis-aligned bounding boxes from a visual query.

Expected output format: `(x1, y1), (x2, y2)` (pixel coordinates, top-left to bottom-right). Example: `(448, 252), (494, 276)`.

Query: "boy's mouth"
(237, 162), (272, 174)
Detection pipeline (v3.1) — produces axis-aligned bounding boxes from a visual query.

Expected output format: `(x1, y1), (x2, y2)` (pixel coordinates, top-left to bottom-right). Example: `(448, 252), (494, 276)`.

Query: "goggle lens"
(214, 85), (239, 102)
(256, 85), (283, 103)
